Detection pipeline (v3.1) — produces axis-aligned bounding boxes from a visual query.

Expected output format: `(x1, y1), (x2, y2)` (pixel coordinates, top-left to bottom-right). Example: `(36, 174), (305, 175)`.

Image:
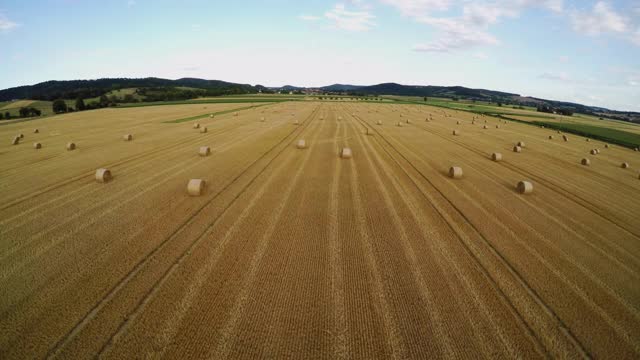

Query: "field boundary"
(164, 103), (272, 124)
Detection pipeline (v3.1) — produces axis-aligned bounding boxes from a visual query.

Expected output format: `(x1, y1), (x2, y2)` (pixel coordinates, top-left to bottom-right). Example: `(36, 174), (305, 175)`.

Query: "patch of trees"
(537, 105), (574, 116)
(19, 107), (42, 117)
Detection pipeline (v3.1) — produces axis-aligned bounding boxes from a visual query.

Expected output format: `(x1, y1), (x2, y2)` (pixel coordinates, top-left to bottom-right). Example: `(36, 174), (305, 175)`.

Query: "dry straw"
(11, 136), (19, 145)
(586, 138), (591, 142)
(605, 144), (609, 148)
(513, 145), (522, 153)
(19, 133), (24, 139)
(492, 153), (502, 161)
(548, 135), (554, 140)
(377, 120), (382, 125)
(517, 141), (525, 147)
(453, 130), (460, 136)
(193, 123), (200, 129)
(483, 125), (488, 129)
(187, 179), (205, 196)
(496, 125), (500, 129)
(296, 139), (307, 149)
(199, 146), (211, 156)
(66, 142), (76, 151)
(340, 147), (352, 159)
(581, 158), (590, 166)
(34, 129), (39, 133)
(517, 181), (533, 194)
(95, 168), (112, 183)
(563, 135), (569, 142)
(123, 134), (133, 141)
(621, 162), (630, 169)
(397, 122), (403, 127)
(209, 114), (213, 118)
(201, 127), (208, 133)
(590, 149), (598, 155)
(33, 142), (41, 149)
(449, 166), (463, 179)
(261, 117), (266, 122)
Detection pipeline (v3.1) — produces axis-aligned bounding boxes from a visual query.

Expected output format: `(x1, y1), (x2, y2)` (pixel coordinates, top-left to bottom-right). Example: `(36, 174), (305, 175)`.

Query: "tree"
(424, 97), (428, 102)
(52, 99), (68, 113)
(19, 107), (30, 118)
(76, 97), (86, 111)
(99, 94), (109, 106)
(0, 112), (3, 120)
(5, 111), (11, 119)
(30, 108), (41, 116)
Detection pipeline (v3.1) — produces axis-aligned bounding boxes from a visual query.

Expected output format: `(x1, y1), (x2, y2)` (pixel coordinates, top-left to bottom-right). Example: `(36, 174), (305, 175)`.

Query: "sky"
(0, 0), (639, 111)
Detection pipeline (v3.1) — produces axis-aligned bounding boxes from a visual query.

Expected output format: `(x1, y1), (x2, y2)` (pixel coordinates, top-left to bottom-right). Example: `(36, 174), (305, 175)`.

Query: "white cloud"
(413, 16), (499, 52)
(559, 55), (569, 63)
(571, 1), (628, 35)
(0, 13), (18, 32)
(325, 4), (376, 31)
(299, 15), (321, 21)
(379, 0), (452, 16)
(539, 72), (571, 82)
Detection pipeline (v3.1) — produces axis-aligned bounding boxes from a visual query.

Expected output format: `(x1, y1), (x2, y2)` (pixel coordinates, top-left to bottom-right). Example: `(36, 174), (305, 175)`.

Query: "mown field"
(1, 101), (639, 359)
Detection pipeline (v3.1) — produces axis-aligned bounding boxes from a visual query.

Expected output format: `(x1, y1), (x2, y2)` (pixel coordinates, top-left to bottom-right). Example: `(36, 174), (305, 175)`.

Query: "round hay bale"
(193, 123), (200, 129)
(338, 116), (343, 120)
(635, 147), (639, 152)
(491, 153), (502, 161)
(19, 133), (24, 139)
(296, 139), (306, 149)
(621, 162), (630, 169)
(366, 128), (372, 136)
(496, 125), (500, 129)
(517, 181), (533, 194)
(472, 120), (476, 125)
(123, 134), (133, 141)
(453, 130), (460, 136)
(34, 128), (39, 133)
(187, 179), (205, 196)
(557, 130), (562, 134)
(11, 136), (19, 145)
(209, 114), (214, 118)
(448, 166), (463, 179)
(397, 122), (403, 127)
(33, 142), (41, 149)
(595, 149), (600, 154)
(483, 125), (488, 129)
(95, 168), (112, 183)
(234, 112), (238, 116)
(200, 127), (208, 133)
(548, 135), (554, 140)
(199, 146), (211, 156)
(261, 117), (266, 122)
(294, 119), (299, 125)
(586, 138), (590, 142)
(590, 149), (598, 155)
(406, 119), (410, 124)
(377, 120), (382, 125)
(604, 144), (609, 148)
(513, 145), (522, 153)
(340, 147), (352, 159)
(66, 142), (76, 151)
(563, 135), (569, 142)
(517, 141), (525, 148)
(581, 158), (590, 166)
(456, 121), (461, 125)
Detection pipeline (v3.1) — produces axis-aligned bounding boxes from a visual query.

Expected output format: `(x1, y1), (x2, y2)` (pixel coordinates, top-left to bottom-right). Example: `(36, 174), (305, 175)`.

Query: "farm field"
(1, 101), (640, 359)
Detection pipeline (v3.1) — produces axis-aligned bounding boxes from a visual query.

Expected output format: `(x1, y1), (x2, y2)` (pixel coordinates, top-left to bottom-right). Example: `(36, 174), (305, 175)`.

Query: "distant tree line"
(537, 105), (574, 116)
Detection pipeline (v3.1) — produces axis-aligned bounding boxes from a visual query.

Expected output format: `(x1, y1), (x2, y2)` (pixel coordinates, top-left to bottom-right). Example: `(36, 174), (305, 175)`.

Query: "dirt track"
(1, 102), (639, 358)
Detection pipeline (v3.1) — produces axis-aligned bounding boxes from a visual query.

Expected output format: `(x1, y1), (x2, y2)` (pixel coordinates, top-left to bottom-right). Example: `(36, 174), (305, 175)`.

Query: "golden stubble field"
(1, 101), (639, 359)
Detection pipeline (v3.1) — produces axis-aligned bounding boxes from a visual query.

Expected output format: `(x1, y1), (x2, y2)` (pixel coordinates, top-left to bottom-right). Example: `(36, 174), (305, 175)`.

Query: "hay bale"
(581, 158), (590, 166)
(397, 122), (403, 127)
(453, 130), (460, 136)
(621, 162), (630, 169)
(590, 149), (598, 155)
(193, 123), (200, 129)
(517, 141), (525, 148)
(635, 147), (639, 152)
(19, 134), (24, 139)
(548, 135), (554, 140)
(496, 125), (500, 129)
(296, 139), (306, 149)
(604, 144), (609, 148)
(33, 142), (41, 149)
(595, 149), (600, 154)
(491, 153), (502, 161)
(513, 145), (522, 153)
(209, 114), (214, 118)
(123, 134), (133, 141)
(557, 130), (562, 134)
(517, 181), (533, 194)
(406, 119), (410, 124)
(34, 128), (39, 133)
(449, 166), (463, 179)
(95, 168), (112, 183)
(366, 128), (372, 136)
(377, 120), (382, 125)
(457, 121), (461, 125)
(234, 112), (238, 116)
(66, 142), (76, 151)
(483, 125), (488, 129)
(201, 127), (208, 133)
(199, 146), (211, 156)
(260, 117), (266, 122)
(11, 136), (19, 145)
(586, 138), (590, 142)
(563, 135), (569, 142)
(187, 179), (205, 196)
(294, 119), (299, 125)
(340, 147), (352, 159)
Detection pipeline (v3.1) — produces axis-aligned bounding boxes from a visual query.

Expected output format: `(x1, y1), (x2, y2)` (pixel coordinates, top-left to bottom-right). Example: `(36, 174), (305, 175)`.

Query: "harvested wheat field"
(1, 101), (640, 359)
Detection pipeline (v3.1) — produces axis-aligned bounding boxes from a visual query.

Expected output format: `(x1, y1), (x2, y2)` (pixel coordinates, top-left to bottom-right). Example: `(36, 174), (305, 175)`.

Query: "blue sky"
(0, 0), (639, 111)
